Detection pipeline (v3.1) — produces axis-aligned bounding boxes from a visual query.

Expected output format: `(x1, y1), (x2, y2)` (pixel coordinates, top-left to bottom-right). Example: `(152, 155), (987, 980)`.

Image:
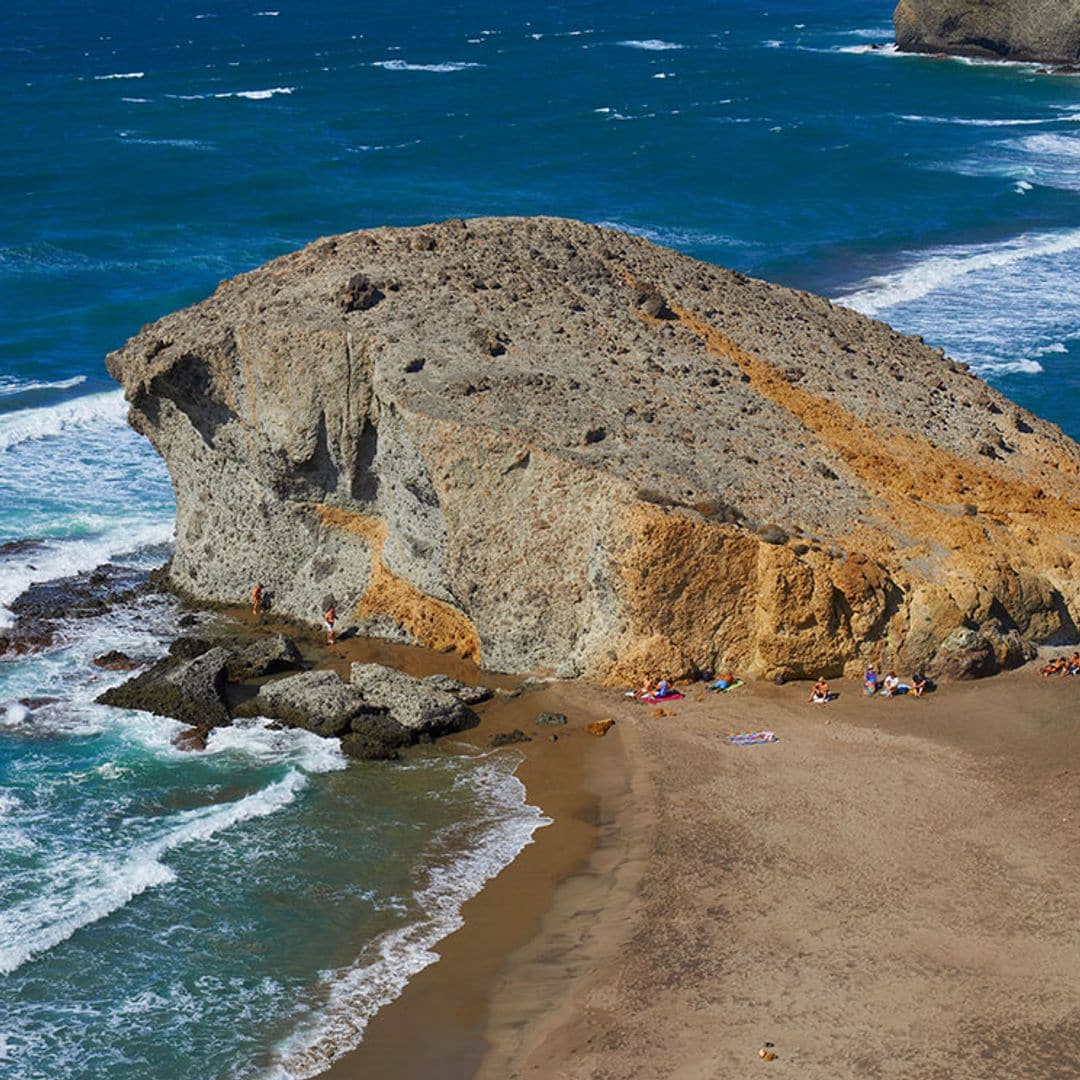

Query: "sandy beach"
(318, 644), (1080, 1080)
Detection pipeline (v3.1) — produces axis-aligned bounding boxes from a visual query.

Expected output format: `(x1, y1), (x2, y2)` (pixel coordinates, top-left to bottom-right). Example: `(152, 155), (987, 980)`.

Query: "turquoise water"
(1, 1), (1078, 1076)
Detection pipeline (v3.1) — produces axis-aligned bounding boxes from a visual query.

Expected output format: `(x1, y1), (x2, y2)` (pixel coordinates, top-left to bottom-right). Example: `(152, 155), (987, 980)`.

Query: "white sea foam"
(271, 755), (549, 1078)
(254, 10), (280, 15)
(371, 60), (482, 72)
(0, 520), (174, 628)
(0, 375), (86, 397)
(0, 771), (307, 976)
(900, 112), (1080, 127)
(834, 43), (898, 56)
(205, 718), (347, 774)
(840, 27), (896, 39)
(941, 131), (1080, 192)
(118, 135), (213, 149)
(1015, 180), (1033, 193)
(167, 86), (295, 100)
(1, 704), (30, 728)
(0, 389), (126, 453)
(836, 228), (1080, 315)
(617, 39), (684, 51)
(120, 97), (150, 103)
(229, 86), (293, 99)
(94, 72), (144, 80)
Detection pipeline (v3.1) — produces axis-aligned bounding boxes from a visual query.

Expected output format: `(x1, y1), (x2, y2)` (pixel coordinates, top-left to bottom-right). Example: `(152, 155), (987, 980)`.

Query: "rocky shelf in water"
(893, 0), (1080, 66)
(95, 630), (492, 759)
(104, 216), (1080, 683)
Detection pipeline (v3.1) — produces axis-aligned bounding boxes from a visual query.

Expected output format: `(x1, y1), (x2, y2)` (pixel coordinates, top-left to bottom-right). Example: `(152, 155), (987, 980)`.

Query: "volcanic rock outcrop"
(107, 217), (1080, 681)
(894, 0), (1080, 65)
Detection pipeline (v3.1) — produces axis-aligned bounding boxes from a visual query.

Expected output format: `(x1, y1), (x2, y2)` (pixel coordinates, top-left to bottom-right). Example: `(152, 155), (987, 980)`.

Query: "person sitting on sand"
(655, 678), (674, 699)
(911, 672), (928, 697)
(809, 677), (830, 704)
(1069, 653), (1080, 676)
(251, 582), (264, 617)
(633, 677), (657, 699)
(864, 667), (879, 696)
(882, 672), (900, 697)
(323, 604), (336, 646)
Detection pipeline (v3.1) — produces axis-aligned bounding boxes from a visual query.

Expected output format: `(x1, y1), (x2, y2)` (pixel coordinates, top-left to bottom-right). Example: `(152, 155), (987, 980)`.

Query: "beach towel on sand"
(709, 679), (744, 693)
(639, 691), (684, 703)
(725, 730), (778, 746)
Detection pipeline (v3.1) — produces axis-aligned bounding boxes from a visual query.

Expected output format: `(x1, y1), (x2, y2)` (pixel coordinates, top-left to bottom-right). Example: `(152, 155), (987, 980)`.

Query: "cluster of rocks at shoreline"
(0, 561), (159, 658)
(95, 632), (491, 759)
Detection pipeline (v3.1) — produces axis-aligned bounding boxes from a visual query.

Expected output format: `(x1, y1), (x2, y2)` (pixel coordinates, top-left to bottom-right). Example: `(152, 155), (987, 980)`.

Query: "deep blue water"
(0, 1), (1077, 1076)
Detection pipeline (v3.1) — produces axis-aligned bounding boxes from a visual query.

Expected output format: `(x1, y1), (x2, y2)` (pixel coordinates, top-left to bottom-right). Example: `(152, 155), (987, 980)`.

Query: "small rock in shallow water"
(92, 650), (140, 672)
(174, 726), (208, 751)
(490, 729), (532, 747)
(535, 711), (568, 726)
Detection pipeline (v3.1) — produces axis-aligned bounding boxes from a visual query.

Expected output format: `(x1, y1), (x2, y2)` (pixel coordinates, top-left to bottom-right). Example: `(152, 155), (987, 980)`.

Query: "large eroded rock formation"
(894, 0), (1080, 64)
(107, 217), (1080, 681)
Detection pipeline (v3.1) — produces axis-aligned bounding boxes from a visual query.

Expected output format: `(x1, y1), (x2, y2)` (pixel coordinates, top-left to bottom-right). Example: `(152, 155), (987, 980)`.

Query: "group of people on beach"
(1041, 653), (1080, 677)
(251, 582), (337, 645)
(863, 667), (928, 698)
(807, 668), (928, 704)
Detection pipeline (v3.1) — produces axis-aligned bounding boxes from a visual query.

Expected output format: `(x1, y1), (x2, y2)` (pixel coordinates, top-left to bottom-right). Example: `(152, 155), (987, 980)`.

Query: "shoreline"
(309, 633), (1079, 1079)
(317, 658), (631, 1080)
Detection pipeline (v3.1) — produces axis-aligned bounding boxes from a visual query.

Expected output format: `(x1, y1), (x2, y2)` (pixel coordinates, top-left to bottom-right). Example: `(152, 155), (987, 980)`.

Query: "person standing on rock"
(251, 583), (264, 619)
(323, 604), (336, 646)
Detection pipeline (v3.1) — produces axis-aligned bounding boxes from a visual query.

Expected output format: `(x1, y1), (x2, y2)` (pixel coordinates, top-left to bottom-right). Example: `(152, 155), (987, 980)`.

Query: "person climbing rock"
(323, 604), (336, 645)
(251, 583), (264, 618)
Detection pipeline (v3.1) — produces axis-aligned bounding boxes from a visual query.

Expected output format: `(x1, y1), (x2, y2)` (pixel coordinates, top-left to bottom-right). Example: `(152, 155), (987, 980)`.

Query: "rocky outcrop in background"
(107, 217), (1080, 682)
(894, 0), (1080, 65)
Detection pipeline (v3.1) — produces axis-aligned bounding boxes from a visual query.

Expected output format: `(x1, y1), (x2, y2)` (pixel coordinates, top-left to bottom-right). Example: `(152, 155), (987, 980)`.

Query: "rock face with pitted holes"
(894, 0), (1080, 65)
(106, 217), (1080, 681)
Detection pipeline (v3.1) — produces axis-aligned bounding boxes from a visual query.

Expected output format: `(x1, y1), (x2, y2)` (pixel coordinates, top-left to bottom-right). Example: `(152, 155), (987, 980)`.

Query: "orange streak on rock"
(316, 504), (481, 662)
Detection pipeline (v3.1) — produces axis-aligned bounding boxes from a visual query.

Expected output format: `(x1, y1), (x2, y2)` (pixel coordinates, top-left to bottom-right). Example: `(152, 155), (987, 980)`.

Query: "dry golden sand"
(476, 670), (1080, 1080)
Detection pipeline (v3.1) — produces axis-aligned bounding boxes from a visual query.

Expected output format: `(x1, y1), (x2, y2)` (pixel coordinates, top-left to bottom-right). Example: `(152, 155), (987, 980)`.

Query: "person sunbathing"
(882, 672), (900, 697)
(1041, 657), (1067, 676)
(634, 678), (657, 699)
(654, 679), (674, 699)
(864, 667), (879, 696)
(711, 671), (738, 690)
(809, 677), (830, 704)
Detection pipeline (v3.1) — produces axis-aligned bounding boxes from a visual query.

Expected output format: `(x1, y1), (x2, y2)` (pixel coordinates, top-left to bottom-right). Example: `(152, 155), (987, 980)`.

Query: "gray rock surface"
(225, 633), (303, 680)
(244, 669), (372, 737)
(894, 0), (1080, 64)
(349, 663), (476, 735)
(106, 217), (1080, 681)
(535, 711), (569, 726)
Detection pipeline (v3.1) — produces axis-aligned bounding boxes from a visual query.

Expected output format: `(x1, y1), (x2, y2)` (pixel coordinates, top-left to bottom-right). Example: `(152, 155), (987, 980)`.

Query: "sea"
(0, 1), (1077, 1076)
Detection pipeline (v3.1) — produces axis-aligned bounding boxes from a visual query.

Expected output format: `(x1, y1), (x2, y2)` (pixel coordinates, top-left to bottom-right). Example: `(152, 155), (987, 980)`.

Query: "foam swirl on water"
(0, 771), (308, 976)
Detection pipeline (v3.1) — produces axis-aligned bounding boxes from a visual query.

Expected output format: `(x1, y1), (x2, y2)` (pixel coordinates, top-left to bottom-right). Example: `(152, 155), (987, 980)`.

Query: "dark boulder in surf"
(98, 645), (232, 727)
